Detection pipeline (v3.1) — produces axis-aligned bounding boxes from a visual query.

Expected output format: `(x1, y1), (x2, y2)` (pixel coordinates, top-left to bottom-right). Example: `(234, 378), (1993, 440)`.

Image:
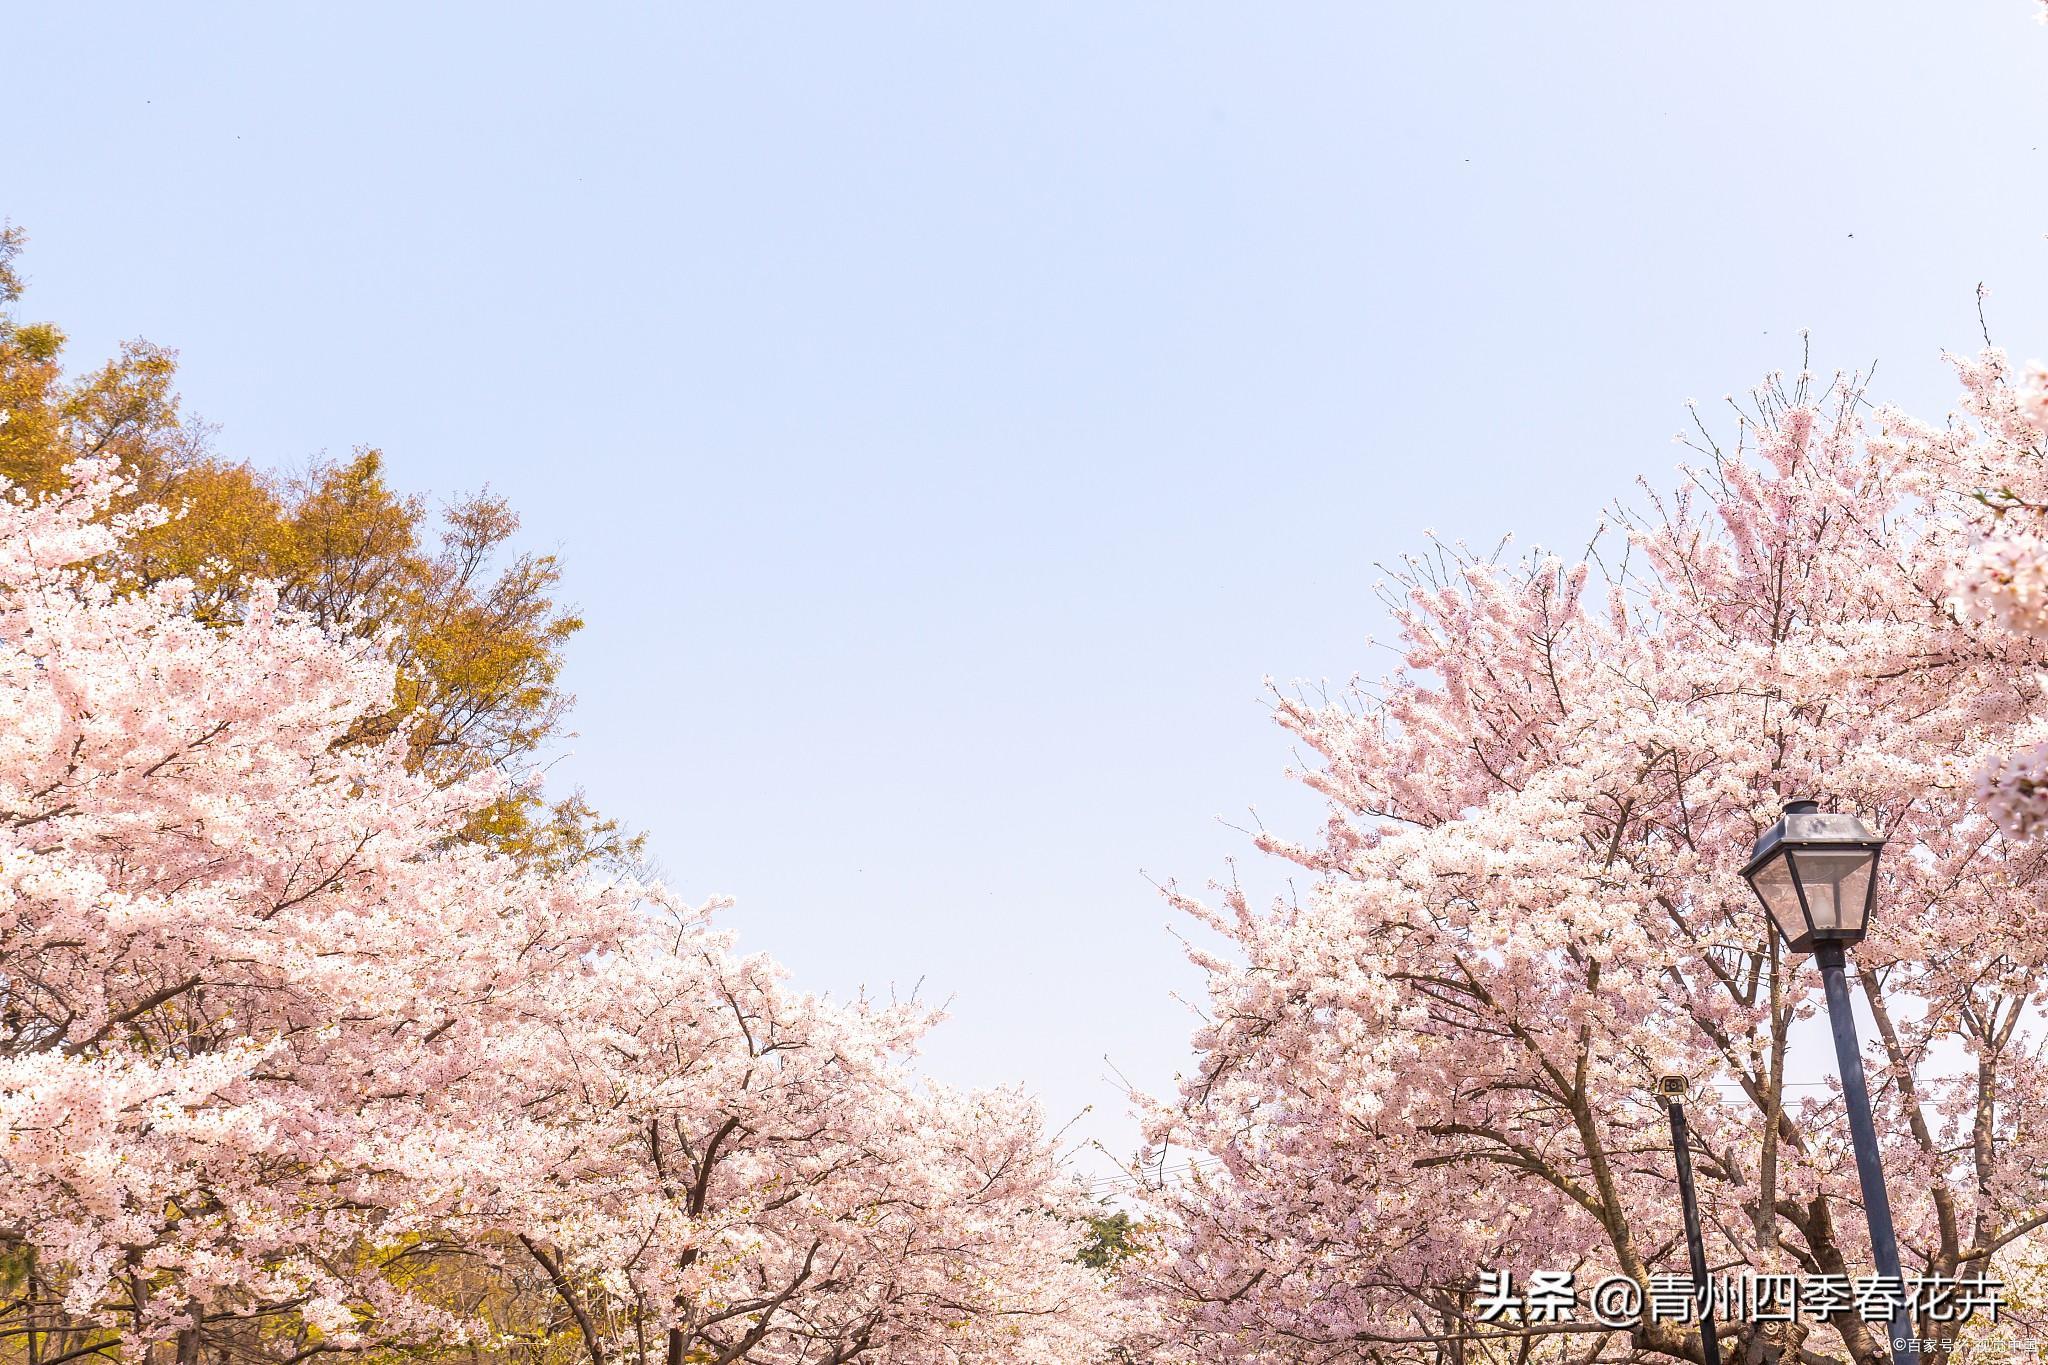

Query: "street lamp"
(1657, 1075), (1722, 1365)
(1740, 800), (1906, 1365)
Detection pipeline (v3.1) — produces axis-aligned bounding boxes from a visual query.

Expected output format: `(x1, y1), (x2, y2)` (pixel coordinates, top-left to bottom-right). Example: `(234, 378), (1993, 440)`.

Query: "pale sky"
(8, 2), (2048, 1185)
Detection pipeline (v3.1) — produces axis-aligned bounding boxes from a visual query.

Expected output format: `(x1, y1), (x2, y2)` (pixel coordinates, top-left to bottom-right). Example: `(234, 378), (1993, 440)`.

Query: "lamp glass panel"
(1747, 852), (1807, 946)
(1786, 847), (1876, 936)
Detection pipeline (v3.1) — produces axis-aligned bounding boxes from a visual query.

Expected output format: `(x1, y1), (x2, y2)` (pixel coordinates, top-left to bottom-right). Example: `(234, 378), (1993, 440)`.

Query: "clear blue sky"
(8, 3), (2047, 1183)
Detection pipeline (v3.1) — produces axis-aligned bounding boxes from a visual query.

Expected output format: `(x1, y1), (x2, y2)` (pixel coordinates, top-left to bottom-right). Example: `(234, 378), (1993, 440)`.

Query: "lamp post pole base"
(1815, 941), (1910, 1365)
(1665, 1096), (1723, 1365)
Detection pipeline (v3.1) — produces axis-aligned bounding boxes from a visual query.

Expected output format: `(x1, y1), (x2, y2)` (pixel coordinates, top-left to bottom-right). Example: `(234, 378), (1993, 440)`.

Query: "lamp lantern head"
(1740, 800), (1885, 954)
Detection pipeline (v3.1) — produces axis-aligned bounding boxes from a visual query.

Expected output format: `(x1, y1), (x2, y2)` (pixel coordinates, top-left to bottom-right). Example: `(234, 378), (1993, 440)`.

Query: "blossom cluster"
(1124, 356), (2048, 1365)
(0, 461), (1124, 1364)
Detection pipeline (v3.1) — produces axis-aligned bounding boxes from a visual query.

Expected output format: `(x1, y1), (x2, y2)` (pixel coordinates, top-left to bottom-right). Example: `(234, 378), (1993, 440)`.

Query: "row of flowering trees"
(0, 457), (1124, 1364)
(1122, 349), (2048, 1365)
(15, 341), (2048, 1365)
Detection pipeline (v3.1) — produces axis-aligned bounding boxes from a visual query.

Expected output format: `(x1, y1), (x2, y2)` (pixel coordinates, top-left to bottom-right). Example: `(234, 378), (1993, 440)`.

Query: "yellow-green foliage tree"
(0, 224), (633, 869)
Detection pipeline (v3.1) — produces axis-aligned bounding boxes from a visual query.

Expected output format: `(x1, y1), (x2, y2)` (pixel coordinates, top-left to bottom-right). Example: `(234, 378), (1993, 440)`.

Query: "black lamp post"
(1657, 1075), (1722, 1365)
(1740, 800), (1906, 1365)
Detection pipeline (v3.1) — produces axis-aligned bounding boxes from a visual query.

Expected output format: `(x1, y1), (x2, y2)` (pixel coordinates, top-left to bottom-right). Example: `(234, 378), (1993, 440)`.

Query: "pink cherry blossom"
(0, 461), (1123, 1363)
(1128, 361), (2048, 1365)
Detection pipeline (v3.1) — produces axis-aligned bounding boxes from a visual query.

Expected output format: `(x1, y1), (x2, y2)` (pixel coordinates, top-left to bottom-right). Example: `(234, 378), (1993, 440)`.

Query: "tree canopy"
(0, 455), (1124, 1365)
(1126, 355), (2048, 1365)
(0, 225), (627, 869)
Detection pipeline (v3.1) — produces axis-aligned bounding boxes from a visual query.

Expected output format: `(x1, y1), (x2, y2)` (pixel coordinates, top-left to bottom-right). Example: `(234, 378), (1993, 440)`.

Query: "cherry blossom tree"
(1938, 351), (2048, 835)
(509, 913), (1125, 1365)
(0, 460), (1124, 1365)
(1129, 360), (2048, 1365)
(0, 456), (647, 1361)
